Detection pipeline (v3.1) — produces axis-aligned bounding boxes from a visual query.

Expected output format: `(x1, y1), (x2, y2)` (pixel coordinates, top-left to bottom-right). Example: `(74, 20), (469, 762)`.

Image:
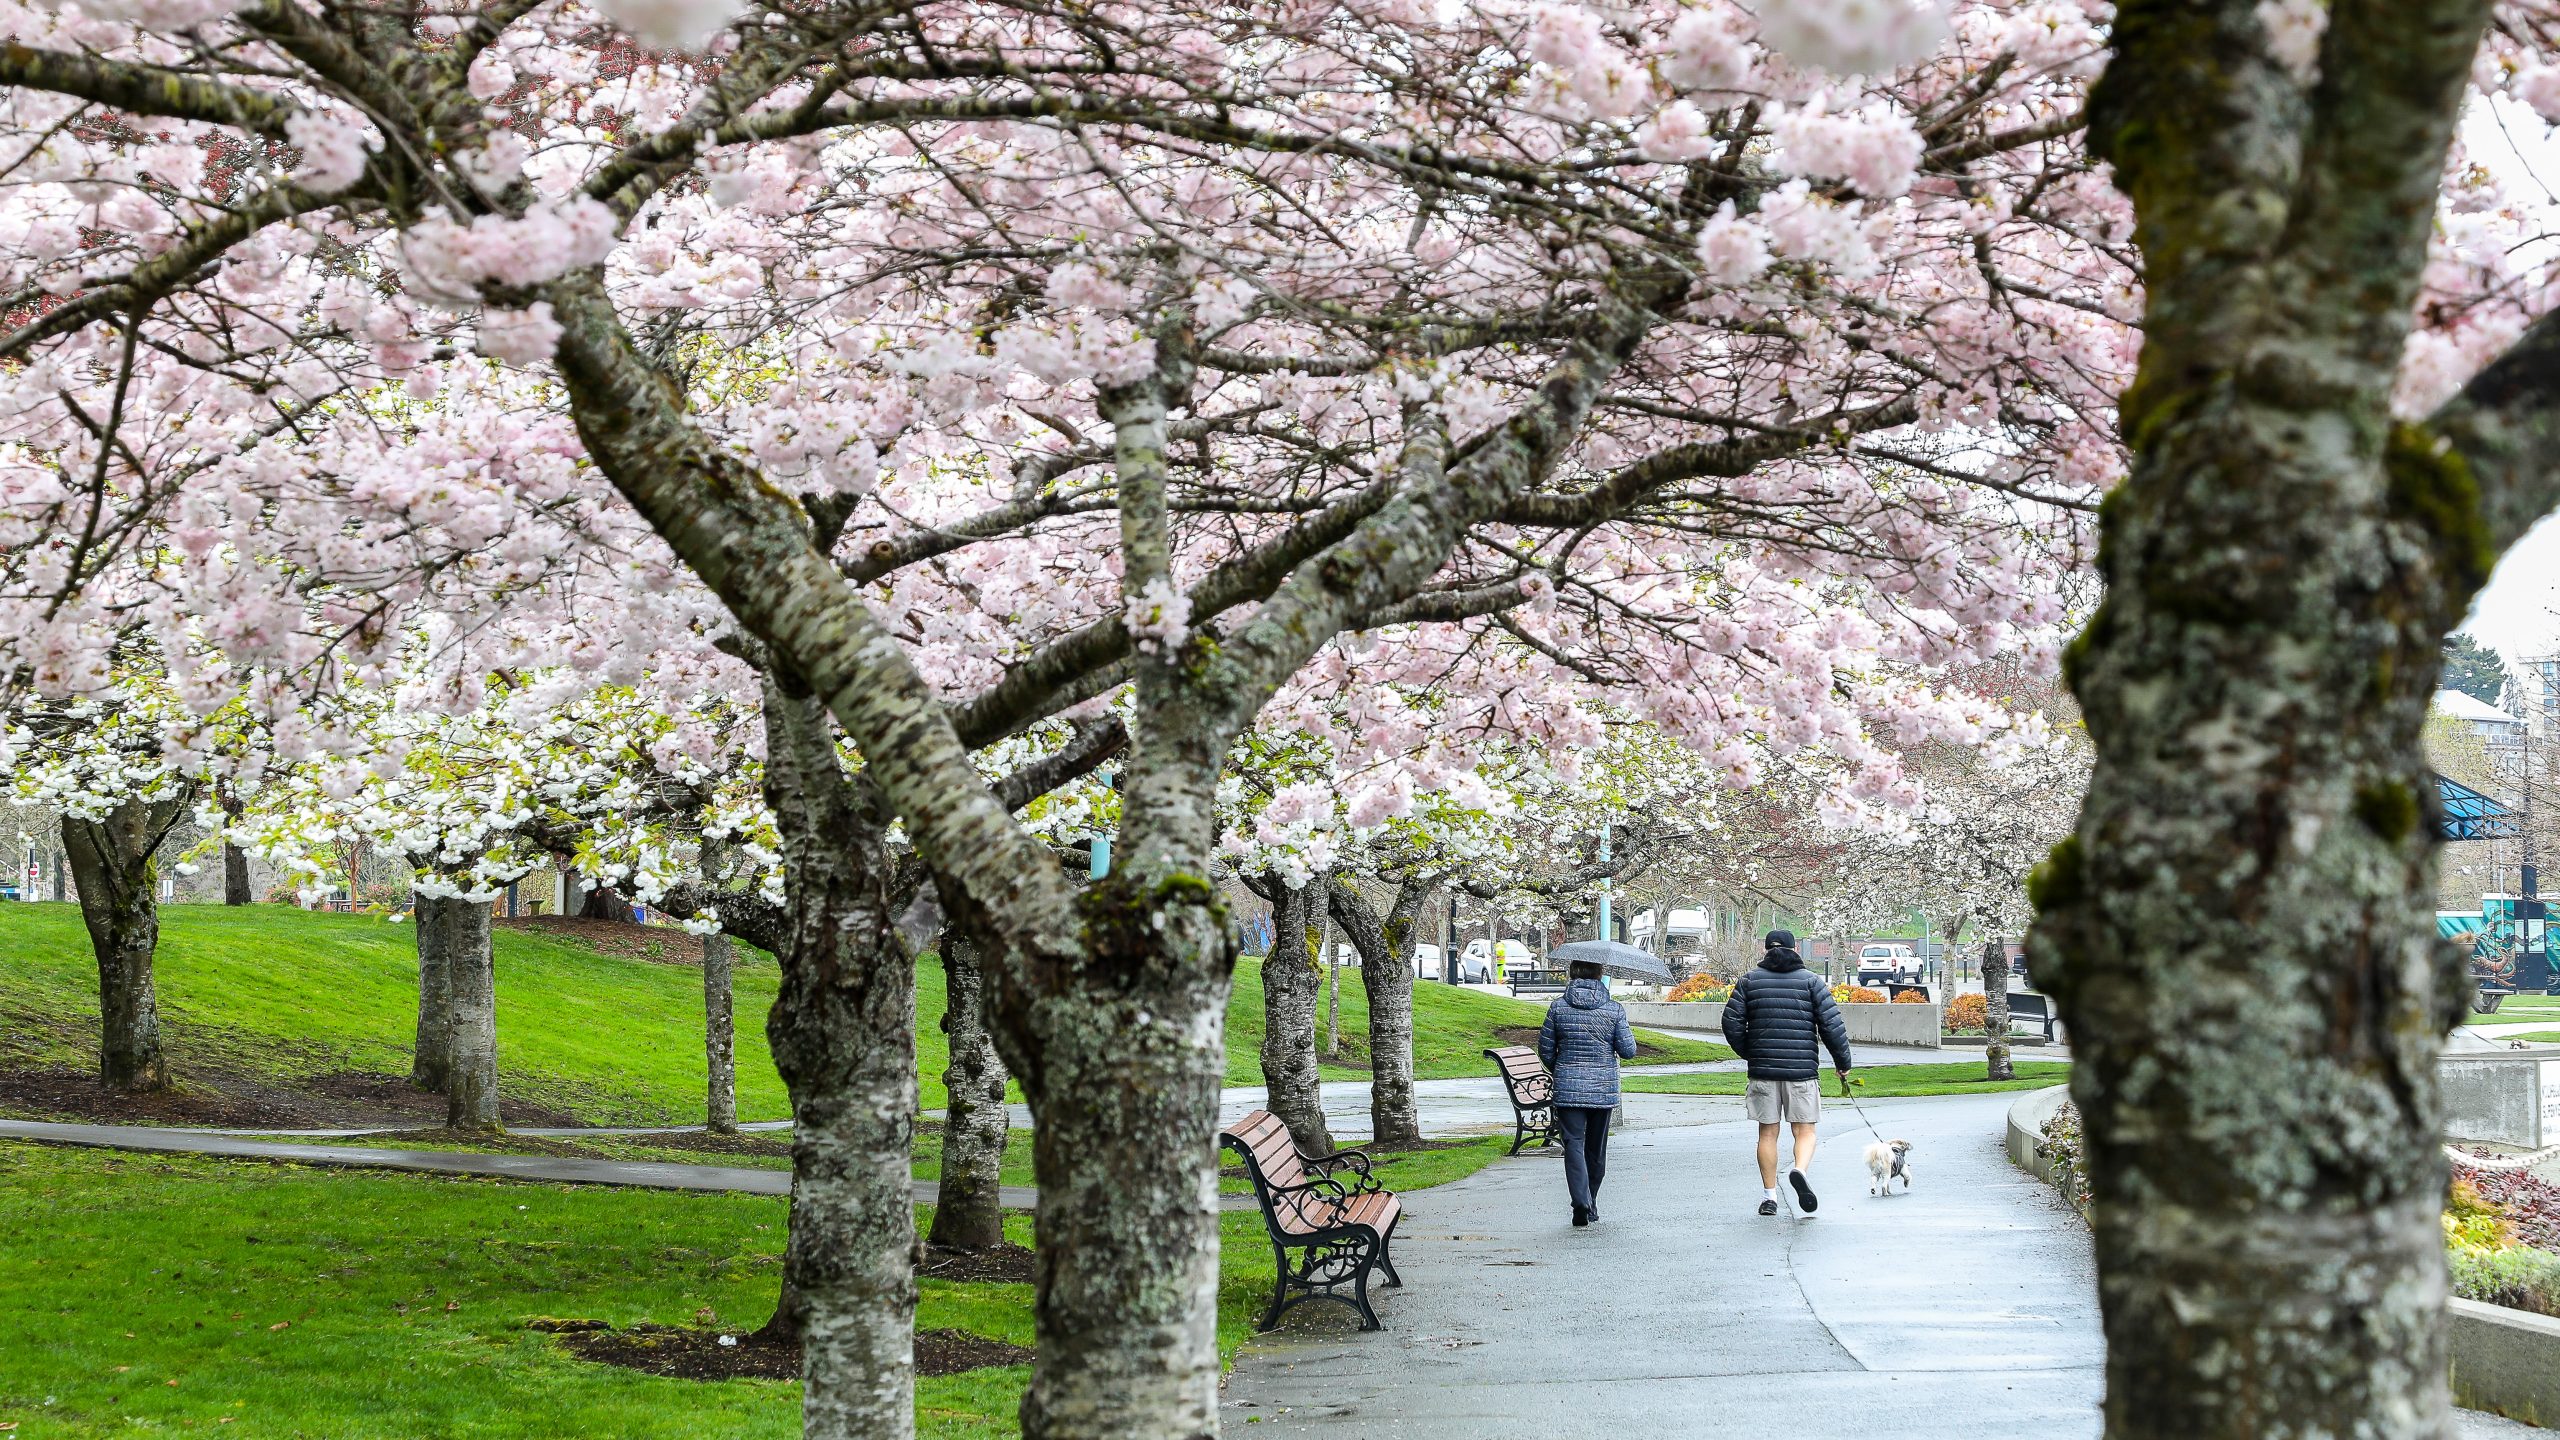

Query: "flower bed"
(2446, 1163), (2560, 1318)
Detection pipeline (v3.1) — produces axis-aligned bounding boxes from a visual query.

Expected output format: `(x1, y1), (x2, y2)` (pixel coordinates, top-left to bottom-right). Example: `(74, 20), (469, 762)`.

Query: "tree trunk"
(441, 897), (501, 1131)
(1328, 878), (1426, 1148)
(929, 927), (1011, 1251)
(217, 787), (251, 905)
(704, 931), (738, 1134)
(753, 677), (919, 1440)
(62, 801), (186, 1092)
(580, 883), (636, 923)
(1257, 879), (1333, 1154)
(1979, 937), (2012, 1082)
(411, 890), (454, 1092)
(1007, 925), (1232, 1440)
(2035, 9), (2496, 1434)
(1322, 905), (1341, 1058)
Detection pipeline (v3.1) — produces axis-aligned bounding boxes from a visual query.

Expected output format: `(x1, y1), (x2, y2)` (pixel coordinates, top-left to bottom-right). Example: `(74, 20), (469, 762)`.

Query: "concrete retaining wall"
(1620, 999), (1943, 1048)
(2451, 1297), (2560, 1426)
(2443, 1050), (2560, 1148)
(2005, 1084), (2071, 1185)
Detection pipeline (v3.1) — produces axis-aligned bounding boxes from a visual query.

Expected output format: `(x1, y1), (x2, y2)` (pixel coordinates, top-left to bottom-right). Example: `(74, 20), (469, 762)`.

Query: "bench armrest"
(1306, 1148), (1383, 1194)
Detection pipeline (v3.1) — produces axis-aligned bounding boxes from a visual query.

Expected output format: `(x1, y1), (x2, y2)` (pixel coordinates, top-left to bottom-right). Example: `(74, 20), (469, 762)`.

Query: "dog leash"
(1834, 1069), (1886, 1142)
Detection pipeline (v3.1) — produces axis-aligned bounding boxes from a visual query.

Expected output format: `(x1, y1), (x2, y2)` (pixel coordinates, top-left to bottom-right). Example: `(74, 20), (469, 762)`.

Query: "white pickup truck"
(1854, 943), (1924, 987)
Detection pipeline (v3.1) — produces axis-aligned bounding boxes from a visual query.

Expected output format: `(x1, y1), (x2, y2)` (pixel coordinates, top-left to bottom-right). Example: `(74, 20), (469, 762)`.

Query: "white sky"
(2459, 97), (2560, 668)
(2464, 515), (2560, 664)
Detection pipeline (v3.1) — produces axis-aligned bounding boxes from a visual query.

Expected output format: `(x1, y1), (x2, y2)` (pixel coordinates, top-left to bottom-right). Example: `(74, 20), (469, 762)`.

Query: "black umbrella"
(1547, 938), (1675, 985)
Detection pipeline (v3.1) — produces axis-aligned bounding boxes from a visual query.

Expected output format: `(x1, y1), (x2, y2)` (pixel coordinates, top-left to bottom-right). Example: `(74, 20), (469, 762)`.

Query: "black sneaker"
(1757, 1198), (1778, 1216)
(1789, 1169), (1818, 1214)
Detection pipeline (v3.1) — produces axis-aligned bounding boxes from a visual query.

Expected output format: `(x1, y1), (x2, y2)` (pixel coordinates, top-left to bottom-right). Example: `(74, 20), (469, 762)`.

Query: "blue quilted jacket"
(1537, 978), (1638, 1108)
(1721, 952), (1854, 1081)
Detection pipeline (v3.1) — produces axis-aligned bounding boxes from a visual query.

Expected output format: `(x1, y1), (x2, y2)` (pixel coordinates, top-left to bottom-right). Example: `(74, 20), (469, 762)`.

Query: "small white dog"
(1864, 1139), (1915, 1196)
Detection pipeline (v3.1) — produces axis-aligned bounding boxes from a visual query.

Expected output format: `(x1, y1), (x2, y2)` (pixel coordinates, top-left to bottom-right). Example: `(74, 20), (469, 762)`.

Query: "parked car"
(1856, 943), (1923, 987)
(1455, 939), (1529, 984)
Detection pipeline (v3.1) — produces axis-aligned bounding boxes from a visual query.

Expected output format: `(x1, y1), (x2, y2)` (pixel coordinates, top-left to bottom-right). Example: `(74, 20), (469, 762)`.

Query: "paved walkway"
(1220, 1091), (2536, 1440)
(0, 1118), (1044, 1207)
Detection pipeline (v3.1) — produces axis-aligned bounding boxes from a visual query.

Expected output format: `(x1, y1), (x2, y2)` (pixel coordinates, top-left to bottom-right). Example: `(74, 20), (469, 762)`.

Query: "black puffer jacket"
(1721, 951), (1853, 1081)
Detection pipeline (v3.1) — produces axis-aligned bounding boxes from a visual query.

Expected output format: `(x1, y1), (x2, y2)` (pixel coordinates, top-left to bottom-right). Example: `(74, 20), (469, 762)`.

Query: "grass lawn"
(0, 1134), (1508, 1438)
(1621, 1059), (2072, 1098)
(0, 905), (1725, 1129)
(2483, 1031), (2560, 1045)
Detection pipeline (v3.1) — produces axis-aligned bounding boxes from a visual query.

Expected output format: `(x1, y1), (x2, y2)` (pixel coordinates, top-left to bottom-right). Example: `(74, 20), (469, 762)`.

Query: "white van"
(1855, 943), (1923, 986)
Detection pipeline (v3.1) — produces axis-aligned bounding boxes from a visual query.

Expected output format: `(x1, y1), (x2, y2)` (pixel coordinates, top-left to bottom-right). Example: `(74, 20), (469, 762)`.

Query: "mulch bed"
(0, 1065), (589, 1129)
(917, 1243), (1037, 1284)
(2455, 1160), (2560, 1249)
(612, 1128), (792, 1159)
(544, 1320), (1031, 1381)
(494, 915), (697, 963)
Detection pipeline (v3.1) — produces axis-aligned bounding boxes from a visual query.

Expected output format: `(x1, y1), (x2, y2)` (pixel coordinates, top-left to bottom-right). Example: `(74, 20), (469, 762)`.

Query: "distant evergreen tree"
(2444, 633), (2511, 706)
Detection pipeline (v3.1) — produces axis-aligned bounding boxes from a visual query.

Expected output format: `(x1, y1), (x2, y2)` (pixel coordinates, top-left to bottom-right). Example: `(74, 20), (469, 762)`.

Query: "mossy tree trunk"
(411, 890), (454, 1092)
(703, 931), (737, 1134)
(62, 798), (189, 1093)
(930, 926), (1011, 1251)
(1979, 937), (2012, 1083)
(1329, 876), (1428, 1148)
(1257, 878), (1334, 1154)
(753, 675), (919, 1440)
(440, 897), (500, 1131)
(2030, 4), (2560, 1434)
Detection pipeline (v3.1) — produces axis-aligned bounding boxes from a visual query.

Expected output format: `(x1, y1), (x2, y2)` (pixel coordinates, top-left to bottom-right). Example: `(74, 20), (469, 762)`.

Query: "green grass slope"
(1224, 955), (1728, 1082)
(0, 903), (803, 1124)
(0, 905), (1722, 1129)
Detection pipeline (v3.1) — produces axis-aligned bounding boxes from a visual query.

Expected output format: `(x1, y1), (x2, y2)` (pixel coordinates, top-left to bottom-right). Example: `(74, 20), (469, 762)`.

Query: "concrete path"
(0, 1118), (1043, 1208)
(1219, 1091), (2537, 1440)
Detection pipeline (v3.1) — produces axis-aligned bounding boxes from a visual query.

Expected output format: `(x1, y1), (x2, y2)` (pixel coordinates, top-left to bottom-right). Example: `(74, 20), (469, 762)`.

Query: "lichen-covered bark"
(2034, 5), (2500, 1434)
(754, 676), (918, 1440)
(703, 931), (738, 1134)
(60, 798), (187, 1093)
(1979, 939), (2012, 1083)
(929, 927), (1010, 1251)
(411, 889), (453, 1092)
(1328, 876), (1427, 1148)
(1258, 880), (1333, 1154)
(1011, 893), (1233, 1440)
(440, 897), (501, 1131)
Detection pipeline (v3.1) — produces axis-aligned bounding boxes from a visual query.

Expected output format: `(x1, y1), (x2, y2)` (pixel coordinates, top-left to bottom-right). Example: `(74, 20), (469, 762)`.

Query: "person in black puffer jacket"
(1721, 931), (1852, 1216)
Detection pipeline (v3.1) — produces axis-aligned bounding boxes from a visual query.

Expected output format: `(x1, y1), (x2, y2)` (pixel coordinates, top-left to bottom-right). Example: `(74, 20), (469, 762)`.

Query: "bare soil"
(916, 1243), (1037, 1284)
(546, 1320), (1031, 1381)
(0, 1065), (587, 1128)
(493, 915), (698, 963)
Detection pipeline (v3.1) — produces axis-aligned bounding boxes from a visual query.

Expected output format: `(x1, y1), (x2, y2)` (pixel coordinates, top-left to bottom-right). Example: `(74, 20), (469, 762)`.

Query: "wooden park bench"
(1484, 1044), (1559, 1156)
(1507, 966), (1569, 995)
(1220, 1110), (1404, 1332)
(2008, 990), (2060, 1044)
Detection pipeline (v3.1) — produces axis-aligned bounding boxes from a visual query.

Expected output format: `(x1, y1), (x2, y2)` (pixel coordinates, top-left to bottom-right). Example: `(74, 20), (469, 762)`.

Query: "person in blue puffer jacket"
(1722, 930), (1853, 1216)
(1538, 960), (1638, 1227)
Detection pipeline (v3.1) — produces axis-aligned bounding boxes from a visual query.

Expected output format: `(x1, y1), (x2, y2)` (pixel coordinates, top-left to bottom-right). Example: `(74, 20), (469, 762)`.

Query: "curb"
(2004, 1084), (2071, 1187)
(2451, 1297), (2560, 1427)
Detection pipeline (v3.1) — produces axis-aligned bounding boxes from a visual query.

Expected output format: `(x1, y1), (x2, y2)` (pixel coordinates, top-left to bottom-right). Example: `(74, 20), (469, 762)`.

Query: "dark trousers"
(1557, 1105), (1613, 1213)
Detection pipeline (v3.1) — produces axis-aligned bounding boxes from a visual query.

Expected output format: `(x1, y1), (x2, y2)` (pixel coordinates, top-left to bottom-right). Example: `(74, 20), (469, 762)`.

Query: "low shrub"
(1666, 973), (1729, 1003)
(1944, 992), (1988, 1033)
(1892, 989), (1930, 1004)
(2452, 1243), (2560, 1318)
(2040, 1099), (2090, 1215)
(1832, 984), (1886, 1004)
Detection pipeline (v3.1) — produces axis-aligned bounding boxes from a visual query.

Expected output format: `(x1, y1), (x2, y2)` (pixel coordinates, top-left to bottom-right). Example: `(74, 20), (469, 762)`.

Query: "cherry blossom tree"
(0, 2), (2153, 1435)
(2021, 3), (2560, 1434)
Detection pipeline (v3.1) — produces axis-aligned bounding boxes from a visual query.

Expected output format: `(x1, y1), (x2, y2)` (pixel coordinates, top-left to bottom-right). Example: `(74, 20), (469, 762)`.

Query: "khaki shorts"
(1745, 1078), (1822, 1124)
